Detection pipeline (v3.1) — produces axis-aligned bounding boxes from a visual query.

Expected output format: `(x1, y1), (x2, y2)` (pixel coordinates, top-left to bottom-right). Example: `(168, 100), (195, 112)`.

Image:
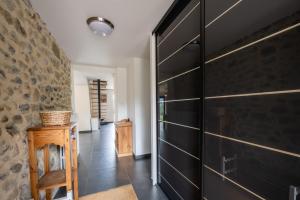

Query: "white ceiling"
(30, 0), (174, 67)
(73, 64), (115, 88)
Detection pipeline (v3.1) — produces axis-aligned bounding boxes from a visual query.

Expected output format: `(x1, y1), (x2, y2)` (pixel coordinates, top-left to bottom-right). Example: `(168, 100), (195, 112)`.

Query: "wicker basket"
(40, 111), (71, 126)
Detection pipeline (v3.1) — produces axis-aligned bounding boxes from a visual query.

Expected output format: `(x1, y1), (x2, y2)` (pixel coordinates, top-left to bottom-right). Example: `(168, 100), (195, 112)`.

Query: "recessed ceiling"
(30, 0), (174, 67)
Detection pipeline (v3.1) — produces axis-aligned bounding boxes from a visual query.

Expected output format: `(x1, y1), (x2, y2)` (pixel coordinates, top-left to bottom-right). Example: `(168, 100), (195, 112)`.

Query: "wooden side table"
(27, 124), (78, 200)
(115, 121), (132, 157)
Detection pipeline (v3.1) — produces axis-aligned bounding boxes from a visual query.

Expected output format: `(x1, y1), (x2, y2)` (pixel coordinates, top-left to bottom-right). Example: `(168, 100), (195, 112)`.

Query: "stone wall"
(0, 0), (71, 199)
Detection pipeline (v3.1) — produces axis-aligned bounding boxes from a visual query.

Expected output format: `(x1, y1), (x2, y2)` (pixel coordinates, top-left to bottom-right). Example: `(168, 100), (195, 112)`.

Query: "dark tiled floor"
(78, 123), (168, 200)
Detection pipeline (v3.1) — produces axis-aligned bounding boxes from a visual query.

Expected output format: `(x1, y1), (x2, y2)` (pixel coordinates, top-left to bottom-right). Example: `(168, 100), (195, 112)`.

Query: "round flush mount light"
(87, 17), (114, 37)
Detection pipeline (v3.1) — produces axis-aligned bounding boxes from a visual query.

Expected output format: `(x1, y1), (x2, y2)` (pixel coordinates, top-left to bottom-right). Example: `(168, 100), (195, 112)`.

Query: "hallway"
(1, 0), (300, 199)
(77, 124), (167, 200)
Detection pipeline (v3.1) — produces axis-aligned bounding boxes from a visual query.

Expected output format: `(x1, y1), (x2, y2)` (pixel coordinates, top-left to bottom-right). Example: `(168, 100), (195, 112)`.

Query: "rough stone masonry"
(0, 0), (71, 199)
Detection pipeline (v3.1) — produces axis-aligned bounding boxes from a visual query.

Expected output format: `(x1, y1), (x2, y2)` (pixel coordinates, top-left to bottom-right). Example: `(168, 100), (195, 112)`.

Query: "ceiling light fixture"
(87, 17), (114, 37)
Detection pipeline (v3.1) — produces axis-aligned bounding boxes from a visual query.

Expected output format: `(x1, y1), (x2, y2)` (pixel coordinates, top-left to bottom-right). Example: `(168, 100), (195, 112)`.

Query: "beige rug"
(79, 184), (138, 200)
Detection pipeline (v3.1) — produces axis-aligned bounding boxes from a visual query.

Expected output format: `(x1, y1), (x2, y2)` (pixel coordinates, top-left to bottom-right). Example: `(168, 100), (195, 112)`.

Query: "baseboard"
(79, 130), (92, 134)
(133, 153), (151, 160)
(100, 121), (114, 124)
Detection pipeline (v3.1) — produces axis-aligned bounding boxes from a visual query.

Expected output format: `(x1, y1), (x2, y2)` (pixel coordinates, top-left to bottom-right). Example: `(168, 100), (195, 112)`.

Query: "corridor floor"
(77, 123), (168, 200)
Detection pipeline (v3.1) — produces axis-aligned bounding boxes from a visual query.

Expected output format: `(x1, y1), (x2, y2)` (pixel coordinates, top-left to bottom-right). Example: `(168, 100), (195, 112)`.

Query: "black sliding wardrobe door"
(155, 0), (300, 199)
(204, 1), (300, 200)
(155, 0), (201, 199)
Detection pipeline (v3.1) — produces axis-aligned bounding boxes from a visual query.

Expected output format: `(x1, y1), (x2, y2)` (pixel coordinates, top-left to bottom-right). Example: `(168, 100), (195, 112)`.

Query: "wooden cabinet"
(115, 121), (132, 157)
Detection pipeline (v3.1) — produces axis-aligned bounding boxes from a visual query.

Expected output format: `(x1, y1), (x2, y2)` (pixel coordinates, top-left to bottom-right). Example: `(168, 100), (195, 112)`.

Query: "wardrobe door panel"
(203, 168), (257, 200)
(205, 93), (300, 154)
(204, 1), (300, 199)
(158, 42), (200, 82)
(160, 100), (200, 128)
(160, 122), (199, 157)
(156, 0), (201, 199)
(159, 68), (201, 100)
(204, 134), (300, 200)
(206, 25), (300, 97)
(158, 1), (200, 62)
(159, 140), (200, 186)
(157, 0), (200, 43)
(160, 161), (201, 200)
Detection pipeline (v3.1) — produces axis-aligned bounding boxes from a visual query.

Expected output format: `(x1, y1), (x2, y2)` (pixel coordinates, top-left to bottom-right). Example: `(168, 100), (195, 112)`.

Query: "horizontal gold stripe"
(159, 120), (200, 130)
(158, 2), (200, 47)
(206, 22), (300, 64)
(158, 34), (200, 66)
(158, 66), (200, 85)
(205, 131), (300, 158)
(159, 137), (200, 160)
(159, 98), (201, 103)
(205, 89), (300, 99)
(204, 164), (266, 200)
(159, 156), (200, 190)
(160, 174), (185, 200)
(205, 0), (243, 28)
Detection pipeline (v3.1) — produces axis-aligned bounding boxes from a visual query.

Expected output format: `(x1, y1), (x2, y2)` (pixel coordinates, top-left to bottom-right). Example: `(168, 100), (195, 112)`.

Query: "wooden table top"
(115, 121), (132, 127)
(27, 122), (77, 131)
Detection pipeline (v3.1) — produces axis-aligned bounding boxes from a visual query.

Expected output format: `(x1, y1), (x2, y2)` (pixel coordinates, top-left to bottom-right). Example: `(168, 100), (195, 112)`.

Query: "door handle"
(289, 185), (300, 200)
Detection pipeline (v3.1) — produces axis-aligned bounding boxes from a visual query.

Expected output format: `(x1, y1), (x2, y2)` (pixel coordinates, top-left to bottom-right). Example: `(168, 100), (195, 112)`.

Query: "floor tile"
(77, 123), (168, 199)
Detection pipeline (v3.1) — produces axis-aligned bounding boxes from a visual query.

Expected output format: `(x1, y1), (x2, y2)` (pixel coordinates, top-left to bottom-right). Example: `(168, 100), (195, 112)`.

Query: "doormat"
(79, 184), (138, 200)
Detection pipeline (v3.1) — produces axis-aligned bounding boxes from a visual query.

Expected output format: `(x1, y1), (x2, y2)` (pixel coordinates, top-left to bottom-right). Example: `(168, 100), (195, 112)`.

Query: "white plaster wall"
(134, 58), (151, 156)
(72, 64), (115, 89)
(104, 89), (115, 122)
(127, 58), (151, 156)
(127, 61), (136, 153)
(127, 62), (135, 122)
(72, 64), (116, 130)
(73, 70), (91, 131)
(114, 67), (128, 121)
(150, 34), (157, 184)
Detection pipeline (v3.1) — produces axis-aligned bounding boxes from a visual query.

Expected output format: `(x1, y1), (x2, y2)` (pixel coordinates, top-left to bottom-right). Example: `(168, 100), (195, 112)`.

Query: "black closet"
(204, 0), (300, 200)
(155, 0), (202, 199)
(154, 0), (300, 200)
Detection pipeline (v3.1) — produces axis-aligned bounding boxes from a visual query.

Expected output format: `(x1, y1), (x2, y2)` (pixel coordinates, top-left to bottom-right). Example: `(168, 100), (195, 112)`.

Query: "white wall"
(72, 64), (116, 131)
(127, 63), (135, 123)
(150, 35), (157, 184)
(114, 67), (128, 121)
(72, 60), (151, 157)
(127, 58), (151, 156)
(72, 64), (115, 89)
(72, 63), (128, 124)
(73, 70), (91, 131)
